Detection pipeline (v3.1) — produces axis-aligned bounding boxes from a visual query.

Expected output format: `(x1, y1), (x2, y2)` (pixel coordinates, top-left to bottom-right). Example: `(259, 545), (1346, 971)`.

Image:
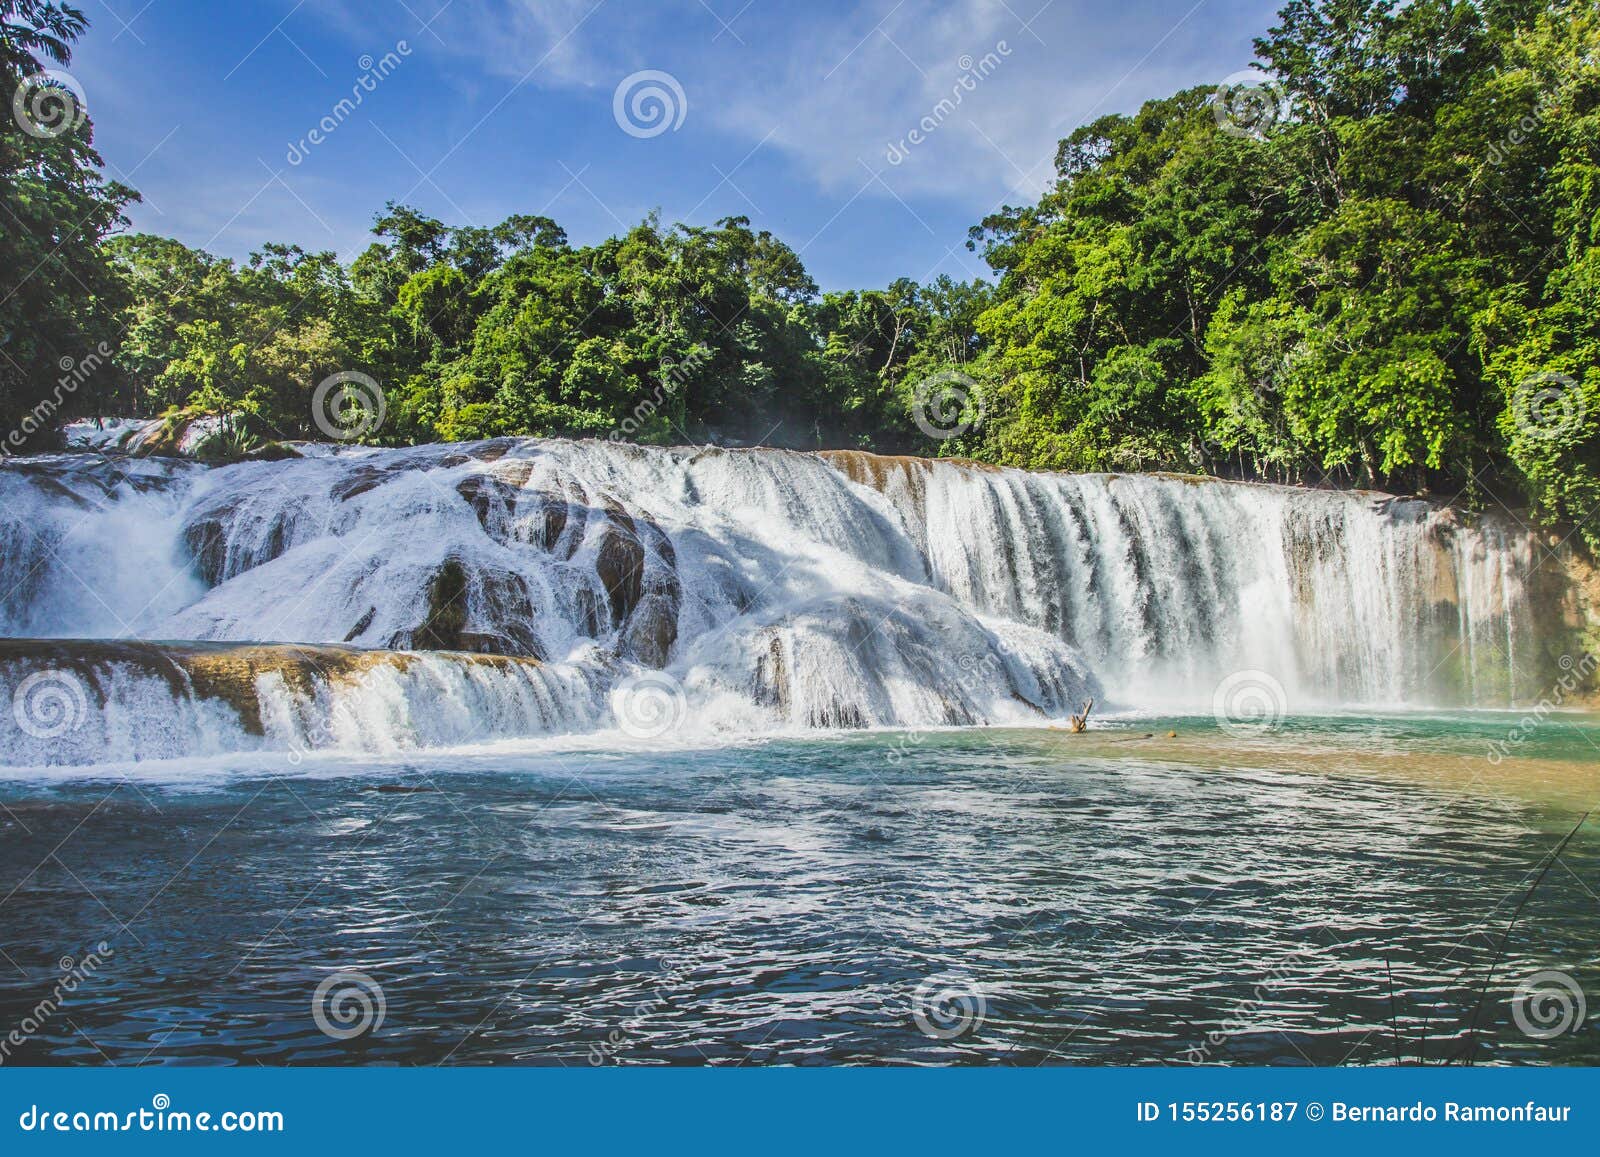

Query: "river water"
(1, 713), (1594, 1066)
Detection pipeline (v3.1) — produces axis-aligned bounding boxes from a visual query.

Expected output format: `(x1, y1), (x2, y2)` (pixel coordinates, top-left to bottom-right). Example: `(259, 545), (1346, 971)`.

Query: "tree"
(0, 1), (83, 75)
(34, 0), (1598, 561)
(1, 0), (135, 448)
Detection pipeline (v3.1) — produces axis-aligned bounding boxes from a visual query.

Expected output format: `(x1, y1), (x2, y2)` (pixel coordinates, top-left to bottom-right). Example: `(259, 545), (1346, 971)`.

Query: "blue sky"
(71, 0), (1283, 289)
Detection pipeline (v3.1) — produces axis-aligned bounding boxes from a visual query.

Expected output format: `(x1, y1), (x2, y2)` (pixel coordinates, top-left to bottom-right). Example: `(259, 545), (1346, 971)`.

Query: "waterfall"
(0, 439), (1544, 766)
(822, 453), (1541, 708)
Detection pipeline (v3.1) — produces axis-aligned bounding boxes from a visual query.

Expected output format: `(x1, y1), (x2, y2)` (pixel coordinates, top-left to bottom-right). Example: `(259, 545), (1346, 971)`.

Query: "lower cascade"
(0, 435), (1557, 766)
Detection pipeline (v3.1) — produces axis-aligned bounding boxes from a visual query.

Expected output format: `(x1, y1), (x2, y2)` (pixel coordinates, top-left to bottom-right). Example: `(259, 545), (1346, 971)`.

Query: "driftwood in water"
(1068, 699), (1094, 733)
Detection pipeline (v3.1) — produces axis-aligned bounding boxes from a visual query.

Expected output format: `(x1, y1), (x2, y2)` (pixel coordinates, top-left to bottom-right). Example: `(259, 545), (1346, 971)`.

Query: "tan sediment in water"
(0, 639), (542, 736)
(1017, 722), (1600, 809)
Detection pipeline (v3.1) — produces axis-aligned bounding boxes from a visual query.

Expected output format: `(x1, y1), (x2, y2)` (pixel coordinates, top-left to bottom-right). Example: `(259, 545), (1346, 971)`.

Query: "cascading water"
(822, 453), (1540, 707)
(0, 436), (1546, 766)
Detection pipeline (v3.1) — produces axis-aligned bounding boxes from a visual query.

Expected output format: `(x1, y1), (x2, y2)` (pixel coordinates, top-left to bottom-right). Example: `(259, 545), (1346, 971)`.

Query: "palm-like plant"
(1, 0), (87, 77)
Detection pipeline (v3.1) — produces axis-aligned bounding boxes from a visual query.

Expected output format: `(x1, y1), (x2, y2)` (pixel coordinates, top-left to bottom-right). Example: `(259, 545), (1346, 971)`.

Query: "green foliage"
(9, 0), (1600, 551)
(964, 0), (1600, 546)
(1, 0), (134, 449)
(108, 239), (378, 441)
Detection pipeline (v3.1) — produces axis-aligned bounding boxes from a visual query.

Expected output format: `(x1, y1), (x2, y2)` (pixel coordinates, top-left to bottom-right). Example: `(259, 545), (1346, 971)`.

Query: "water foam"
(0, 439), (1543, 765)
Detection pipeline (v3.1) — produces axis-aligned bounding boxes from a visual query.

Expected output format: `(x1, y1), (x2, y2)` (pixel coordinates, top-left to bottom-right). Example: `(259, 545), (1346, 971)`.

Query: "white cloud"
(303, 0), (1280, 217)
(704, 0), (1283, 204)
(448, 0), (605, 88)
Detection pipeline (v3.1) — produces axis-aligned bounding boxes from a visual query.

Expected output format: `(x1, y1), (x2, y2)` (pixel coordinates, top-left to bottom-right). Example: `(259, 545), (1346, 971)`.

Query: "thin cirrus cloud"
(417, 0), (1285, 202)
(70, 0), (1283, 286)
